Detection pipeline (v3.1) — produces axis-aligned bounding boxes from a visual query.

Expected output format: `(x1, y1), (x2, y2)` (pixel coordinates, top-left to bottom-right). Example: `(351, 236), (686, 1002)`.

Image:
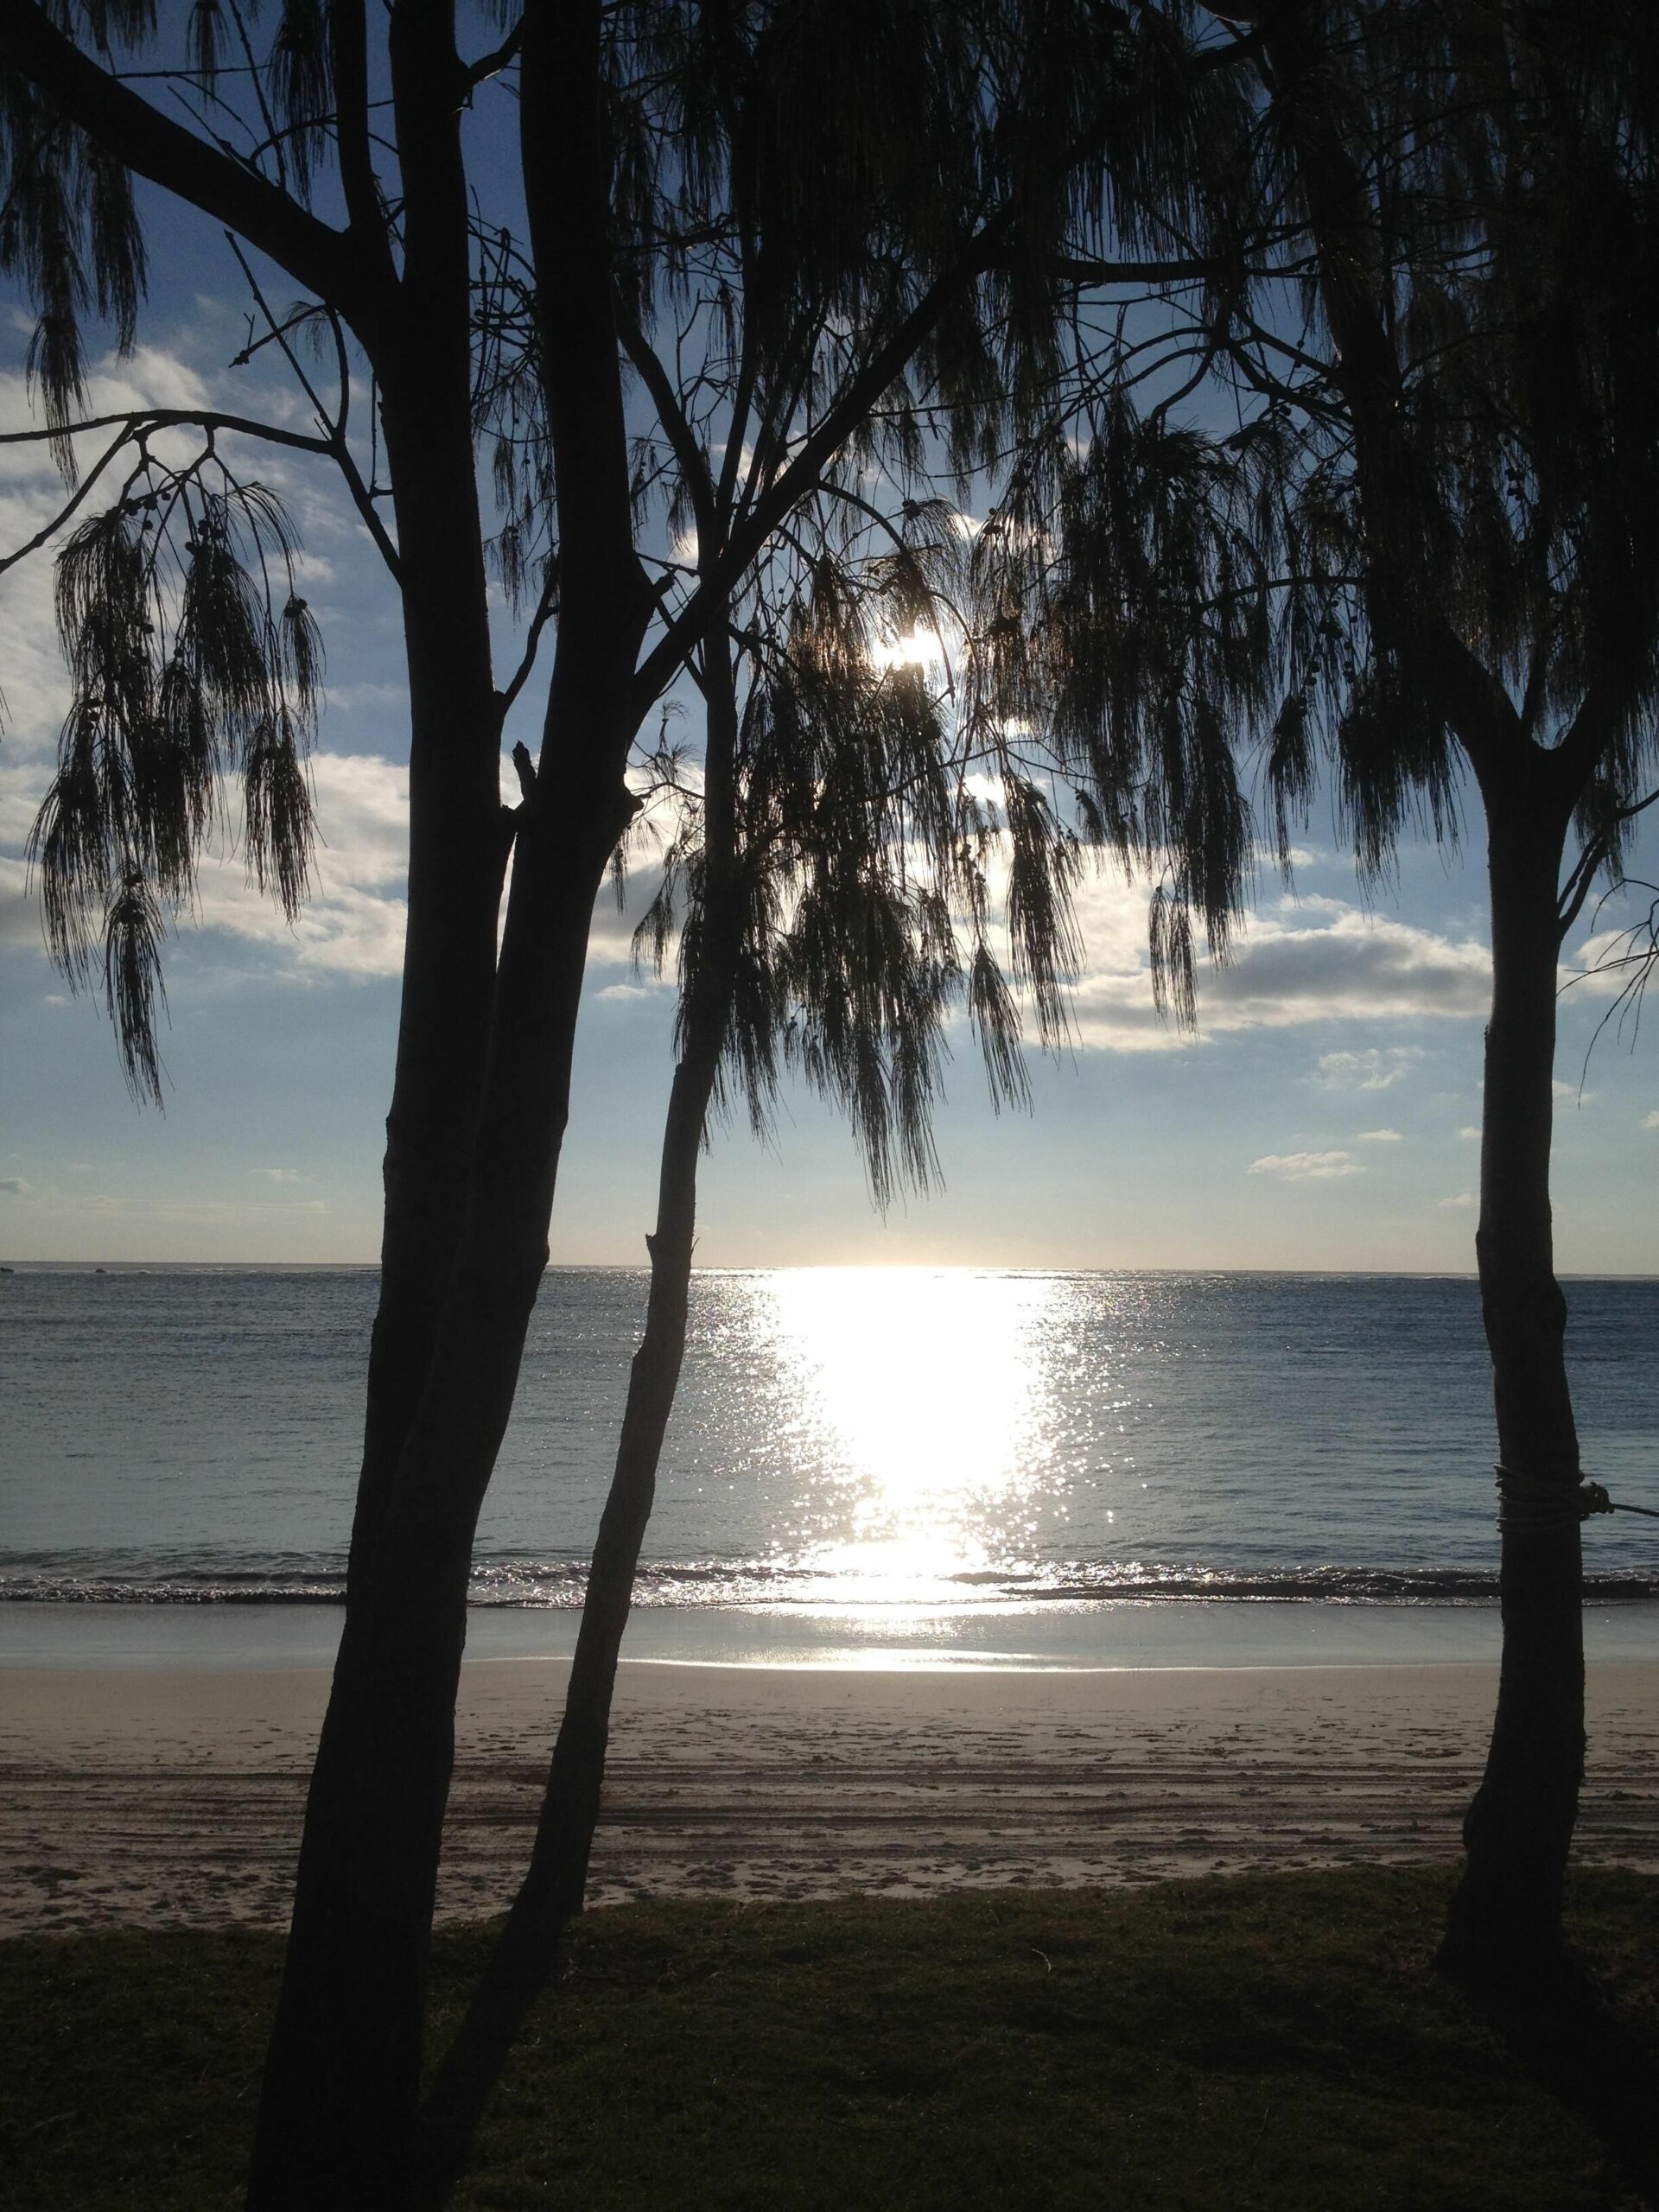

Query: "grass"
(2, 1866), (1655, 2209)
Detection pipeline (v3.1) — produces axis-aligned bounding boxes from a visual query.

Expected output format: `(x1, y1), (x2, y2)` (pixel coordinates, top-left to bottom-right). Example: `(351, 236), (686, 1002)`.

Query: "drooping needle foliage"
(28, 465), (320, 1101)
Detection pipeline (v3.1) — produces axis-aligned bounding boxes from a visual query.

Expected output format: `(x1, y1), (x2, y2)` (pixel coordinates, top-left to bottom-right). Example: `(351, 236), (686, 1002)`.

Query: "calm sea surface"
(2, 1267), (1656, 1667)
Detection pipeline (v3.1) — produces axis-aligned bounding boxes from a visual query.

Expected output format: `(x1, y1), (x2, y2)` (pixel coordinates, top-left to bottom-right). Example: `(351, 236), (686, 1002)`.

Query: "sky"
(2, 175), (1656, 1274)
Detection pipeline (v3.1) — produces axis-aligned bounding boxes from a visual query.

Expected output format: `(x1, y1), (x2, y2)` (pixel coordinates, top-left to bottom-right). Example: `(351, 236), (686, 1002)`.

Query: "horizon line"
(4, 1258), (1657, 1282)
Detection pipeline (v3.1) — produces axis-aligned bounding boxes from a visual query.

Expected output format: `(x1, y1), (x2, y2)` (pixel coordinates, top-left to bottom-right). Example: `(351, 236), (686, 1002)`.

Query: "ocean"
(3, 1266), (1656, 1669)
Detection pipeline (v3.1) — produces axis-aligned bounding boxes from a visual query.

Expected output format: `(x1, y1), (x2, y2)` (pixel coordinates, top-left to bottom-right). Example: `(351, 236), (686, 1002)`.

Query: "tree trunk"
(405, 987), (732, 2212)
(1441, 788), (1586, 1979)
(347, 374), (505, 1586)
(508, 981), (734, 1965)
(246, 581), (651, 2206)
(245, 31), (511, 2190)
(401, 648), (742, 2212)
(248, 5), (651, 2196)
(507, 624), (744, 1969)
(342, 0), (510, 1585)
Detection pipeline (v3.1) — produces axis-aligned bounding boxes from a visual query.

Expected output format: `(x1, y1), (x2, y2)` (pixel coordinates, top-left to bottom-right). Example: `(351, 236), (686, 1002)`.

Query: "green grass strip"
(3, 1866), (1654, 2209)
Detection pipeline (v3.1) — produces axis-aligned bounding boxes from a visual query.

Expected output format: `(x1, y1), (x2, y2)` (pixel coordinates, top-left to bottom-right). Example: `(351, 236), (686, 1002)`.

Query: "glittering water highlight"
(3, 1268), (1656, 1643)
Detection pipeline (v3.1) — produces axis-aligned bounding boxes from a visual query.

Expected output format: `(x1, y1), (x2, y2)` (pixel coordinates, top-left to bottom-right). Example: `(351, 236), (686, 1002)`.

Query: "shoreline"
(6, 1593), (1659, 1674)
(4, 1656), (1655, 1937)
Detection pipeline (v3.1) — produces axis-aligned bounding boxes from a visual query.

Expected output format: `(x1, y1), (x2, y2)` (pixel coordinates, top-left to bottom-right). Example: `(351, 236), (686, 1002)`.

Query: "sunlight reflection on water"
(763, 1267), (1057, 1583)
(5, 1268), (1657, 1651)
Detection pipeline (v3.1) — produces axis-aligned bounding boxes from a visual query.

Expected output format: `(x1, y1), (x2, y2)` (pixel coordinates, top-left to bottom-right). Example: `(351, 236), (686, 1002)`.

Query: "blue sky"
(3, 193), (1656, 1272)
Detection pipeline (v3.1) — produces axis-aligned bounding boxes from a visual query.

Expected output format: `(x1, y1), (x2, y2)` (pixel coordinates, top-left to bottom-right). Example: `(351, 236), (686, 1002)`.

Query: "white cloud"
(1644, 1109), (1659, 1129)
(1313, 1046), (1425, 1091)
(1567, 918), (1657, 999)
(1248, 1150), (1363, 1181)
(0, 1176), (30, 1196)
(253, 1167), (305, 1184)
(1204, 909), (1489, 1029)
(1459, 1126), (1481, 1141)
(1254, 842), (1319, 874)
(1060, 875), (1491, 1054)
(1355, 1128), (1402, 1143)
(1552, 1078), (1595, 1105)
(181, 750), (412, 979)
(595, 980), (667, 1004)
(1438, 1192), (1477, 1209)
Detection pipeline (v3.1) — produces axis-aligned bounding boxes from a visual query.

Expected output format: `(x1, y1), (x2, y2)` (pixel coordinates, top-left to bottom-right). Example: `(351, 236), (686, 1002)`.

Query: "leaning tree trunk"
(402, 644), (742, 2212)
(1441, 788), (1586, 1978)
(405, 970), (734, 2212)
(246, 589), (651, 2209)
(506, 984), (737, 1974)
(501, 626), (743, 1968)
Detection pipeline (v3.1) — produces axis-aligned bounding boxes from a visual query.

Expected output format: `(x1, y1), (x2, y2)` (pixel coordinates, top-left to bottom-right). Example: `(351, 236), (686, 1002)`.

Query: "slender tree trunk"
(405, 976), (733, 2212)
(246, 18), (510, 2190)
(347, 380), (505, 1585)
(505, 623), (744, 1972)
(1441, 788), (1586, 1978)
(343, 0), (508, 1581)
(404, 649), (742, 2212)
(249, 5), (652, 2199)
(511, 1004), (732, 1965)
(247, 565), (652, 2205)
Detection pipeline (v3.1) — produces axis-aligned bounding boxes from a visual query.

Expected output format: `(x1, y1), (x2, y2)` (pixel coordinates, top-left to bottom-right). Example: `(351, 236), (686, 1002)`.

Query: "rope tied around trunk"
(1494, 1464), (1659, 1533)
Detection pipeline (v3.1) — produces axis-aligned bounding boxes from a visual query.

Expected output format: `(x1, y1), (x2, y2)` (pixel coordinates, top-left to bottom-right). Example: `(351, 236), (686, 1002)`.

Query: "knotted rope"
(1494, 1463), (1659, 1535)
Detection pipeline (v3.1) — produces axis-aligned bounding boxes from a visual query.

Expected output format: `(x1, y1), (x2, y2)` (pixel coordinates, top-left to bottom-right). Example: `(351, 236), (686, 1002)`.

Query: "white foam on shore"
(4, 1593), (1659, 1673)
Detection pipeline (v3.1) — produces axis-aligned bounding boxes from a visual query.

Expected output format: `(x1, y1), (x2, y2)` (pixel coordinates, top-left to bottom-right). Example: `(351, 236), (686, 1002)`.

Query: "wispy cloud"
(1313, 1046), (1425, 1092)
(1248, 1150), (1363, 1181)
(0, 1176), (30, 1196)
(1355, 1128), (1402, 1144)
(1438, 1192), (1476, 1209)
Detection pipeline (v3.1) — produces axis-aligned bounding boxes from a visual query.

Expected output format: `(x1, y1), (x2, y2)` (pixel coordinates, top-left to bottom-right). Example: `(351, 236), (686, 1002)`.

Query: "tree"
(508, 537), (1077, 1964)
(412, 534), (1082, 2204)
(947, 0), (1656, 1978)
(1205, 0), (1659, 1974)
(1, 3), (1231, 2196)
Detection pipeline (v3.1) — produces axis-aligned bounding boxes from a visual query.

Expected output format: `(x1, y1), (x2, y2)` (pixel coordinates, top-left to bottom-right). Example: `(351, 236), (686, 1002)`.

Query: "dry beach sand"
(2, 1657), (1656, 1936)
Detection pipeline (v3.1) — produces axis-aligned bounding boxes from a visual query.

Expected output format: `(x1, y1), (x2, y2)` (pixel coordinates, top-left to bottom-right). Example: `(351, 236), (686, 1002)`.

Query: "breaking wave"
(3, 1549), (1655, 1608)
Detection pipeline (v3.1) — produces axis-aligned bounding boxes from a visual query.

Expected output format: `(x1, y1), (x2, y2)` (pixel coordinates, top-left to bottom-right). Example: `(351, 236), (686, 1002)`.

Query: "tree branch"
(616, 308), (715, 550)
(632, 223), (1011, 714)
(1558, 785), (1659, 938)
(0, 421), (131, 575)
(464, 18), (524, 92)
(224, 234), (401, 581)
(330, 0), (391, 279)
(496, 564), (561, 721)
(0, 407), (335, 454)
(3, 0), (383, 330)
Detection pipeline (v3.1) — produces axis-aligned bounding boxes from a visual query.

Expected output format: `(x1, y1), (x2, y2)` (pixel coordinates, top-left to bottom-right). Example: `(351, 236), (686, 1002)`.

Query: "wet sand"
(3, 1658), (1656, 1936)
